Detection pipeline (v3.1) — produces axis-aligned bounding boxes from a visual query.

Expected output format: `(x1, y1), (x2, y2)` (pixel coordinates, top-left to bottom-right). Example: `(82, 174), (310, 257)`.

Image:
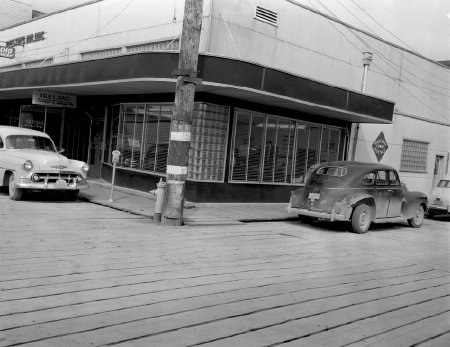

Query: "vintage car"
(288, 161), (428, 233)
(427, 178), (450, 218)
(0, 126), (89, 200)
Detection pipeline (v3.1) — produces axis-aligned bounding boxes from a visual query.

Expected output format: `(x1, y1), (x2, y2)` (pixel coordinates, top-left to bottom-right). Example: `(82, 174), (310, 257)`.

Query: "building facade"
(0, 0), (448, 202)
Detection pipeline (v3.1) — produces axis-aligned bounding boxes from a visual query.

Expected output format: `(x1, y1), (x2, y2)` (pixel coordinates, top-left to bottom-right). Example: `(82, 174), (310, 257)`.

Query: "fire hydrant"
(150, 178), (166, 223)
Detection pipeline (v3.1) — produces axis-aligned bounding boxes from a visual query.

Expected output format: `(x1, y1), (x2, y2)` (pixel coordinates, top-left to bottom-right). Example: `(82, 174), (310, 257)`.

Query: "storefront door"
(19, 105), (65, 150)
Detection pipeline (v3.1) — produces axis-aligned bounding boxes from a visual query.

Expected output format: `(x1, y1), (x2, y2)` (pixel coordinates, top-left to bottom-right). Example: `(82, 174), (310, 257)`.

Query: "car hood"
(430, 187), (450, 204)
(6, 149), (72, 170)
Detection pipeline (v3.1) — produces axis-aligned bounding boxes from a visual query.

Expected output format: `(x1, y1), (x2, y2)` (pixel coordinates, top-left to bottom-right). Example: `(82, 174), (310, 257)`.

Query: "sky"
(22, 0), (450, 61)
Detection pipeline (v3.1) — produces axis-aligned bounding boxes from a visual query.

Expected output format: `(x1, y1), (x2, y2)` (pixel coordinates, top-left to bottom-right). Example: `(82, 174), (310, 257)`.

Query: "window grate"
(126, 39), (180, 53)
(255, 6), (278, 26)
(81, 48), (122, 60)
(400, 139), (428, 173)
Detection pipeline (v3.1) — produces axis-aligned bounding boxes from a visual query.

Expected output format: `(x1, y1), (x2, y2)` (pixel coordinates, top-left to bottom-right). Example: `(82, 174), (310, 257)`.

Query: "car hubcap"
(359, 212), (368, 227)
(9, 177), (15, 195)
(414, 208), (423, 223)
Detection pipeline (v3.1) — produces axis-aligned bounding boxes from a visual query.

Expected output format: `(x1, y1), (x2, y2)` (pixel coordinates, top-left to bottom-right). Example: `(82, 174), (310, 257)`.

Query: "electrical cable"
(308, 0), (449, 122)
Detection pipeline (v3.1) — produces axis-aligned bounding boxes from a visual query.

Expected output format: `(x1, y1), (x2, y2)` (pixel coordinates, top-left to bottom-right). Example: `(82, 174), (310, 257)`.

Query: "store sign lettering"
(6, 31), (46, 48)
(372, 131), (388, 162)
(32, 90), (77, 108)
(0, 45), (15, 59)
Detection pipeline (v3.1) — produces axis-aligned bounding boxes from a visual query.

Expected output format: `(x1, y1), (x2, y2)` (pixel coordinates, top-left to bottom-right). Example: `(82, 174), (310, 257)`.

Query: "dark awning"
(0, 52), (394, 123)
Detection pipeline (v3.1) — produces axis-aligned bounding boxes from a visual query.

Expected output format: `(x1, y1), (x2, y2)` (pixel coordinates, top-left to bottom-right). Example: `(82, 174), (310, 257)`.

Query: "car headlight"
(23, 160), (33, 171)
(81, 163), (89, 173)
(31, 174), (40, 182)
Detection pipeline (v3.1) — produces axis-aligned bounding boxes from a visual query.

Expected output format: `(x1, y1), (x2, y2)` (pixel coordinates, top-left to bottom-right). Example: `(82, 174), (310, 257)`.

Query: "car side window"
(0, 136), (3, 148)
(375, 170), (388, 185)
(362, 172), (376, 185)
(388, 170), (400, 186)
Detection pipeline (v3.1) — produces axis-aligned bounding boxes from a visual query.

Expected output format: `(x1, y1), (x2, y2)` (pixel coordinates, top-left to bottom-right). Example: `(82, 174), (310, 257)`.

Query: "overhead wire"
(308, 0), (449, 122)
(346, 0), (449, 86)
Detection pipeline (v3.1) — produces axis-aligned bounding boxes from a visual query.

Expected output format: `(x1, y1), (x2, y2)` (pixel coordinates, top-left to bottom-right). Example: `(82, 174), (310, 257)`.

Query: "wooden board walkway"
(0, 195), (449, 346)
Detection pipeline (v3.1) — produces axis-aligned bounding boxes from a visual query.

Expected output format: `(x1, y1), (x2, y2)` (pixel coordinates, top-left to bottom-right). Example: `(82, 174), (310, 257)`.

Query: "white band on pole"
(170, 132), (191, 142)
(167, 165), (188, 175)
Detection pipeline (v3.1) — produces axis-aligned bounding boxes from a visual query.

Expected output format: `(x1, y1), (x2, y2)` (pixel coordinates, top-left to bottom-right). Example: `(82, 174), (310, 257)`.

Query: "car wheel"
(351, 204), (372, 234)
(66, 190), (79, 201)
(8, 174), (23, 201)
(298, 215), (315, 224)
(408, 204), (424, 228)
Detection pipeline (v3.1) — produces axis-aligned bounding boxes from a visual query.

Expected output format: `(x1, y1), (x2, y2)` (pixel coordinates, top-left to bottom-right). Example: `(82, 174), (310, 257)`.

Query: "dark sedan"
(288, 161), (428, 233)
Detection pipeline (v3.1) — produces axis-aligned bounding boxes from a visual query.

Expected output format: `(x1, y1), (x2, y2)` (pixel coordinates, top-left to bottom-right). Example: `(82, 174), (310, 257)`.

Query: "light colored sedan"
(0, 126), (89, 200)
(428, 178), (450, 218)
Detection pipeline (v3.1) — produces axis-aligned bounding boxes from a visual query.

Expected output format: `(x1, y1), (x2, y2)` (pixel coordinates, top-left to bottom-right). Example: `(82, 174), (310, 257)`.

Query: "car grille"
(31, 171), (85, 184)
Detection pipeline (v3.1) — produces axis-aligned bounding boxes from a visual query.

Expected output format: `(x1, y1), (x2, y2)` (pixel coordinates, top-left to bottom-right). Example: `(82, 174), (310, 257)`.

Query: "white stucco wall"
(0, 0), (448, 195)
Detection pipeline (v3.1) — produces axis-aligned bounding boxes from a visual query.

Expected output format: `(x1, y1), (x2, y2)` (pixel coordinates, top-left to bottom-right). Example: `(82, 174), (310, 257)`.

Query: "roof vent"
(255, 5), (278, 26)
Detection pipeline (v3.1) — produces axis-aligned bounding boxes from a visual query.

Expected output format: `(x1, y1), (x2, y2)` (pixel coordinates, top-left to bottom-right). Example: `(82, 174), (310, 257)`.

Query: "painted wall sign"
(32, 90), (77, 108)
(0, 46), (15, 59)
(6, 31), (46, 48)
(372, 131), (389, 162)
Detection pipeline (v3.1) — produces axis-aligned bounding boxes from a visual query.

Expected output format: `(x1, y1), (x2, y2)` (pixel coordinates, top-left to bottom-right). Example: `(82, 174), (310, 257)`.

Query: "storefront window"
(230, 108), (346, 185)
(188, 103), (230, 181)
(109, 102), (230, 182)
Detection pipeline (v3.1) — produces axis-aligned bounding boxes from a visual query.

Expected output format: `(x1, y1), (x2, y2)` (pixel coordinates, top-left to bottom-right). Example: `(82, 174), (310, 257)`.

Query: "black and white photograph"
(1, 0), (449, 345)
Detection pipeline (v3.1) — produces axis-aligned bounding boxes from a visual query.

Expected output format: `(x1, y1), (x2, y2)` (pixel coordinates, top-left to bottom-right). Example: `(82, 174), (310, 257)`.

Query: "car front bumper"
(17, 177), (88, 190)
(428, 204), (450, 213)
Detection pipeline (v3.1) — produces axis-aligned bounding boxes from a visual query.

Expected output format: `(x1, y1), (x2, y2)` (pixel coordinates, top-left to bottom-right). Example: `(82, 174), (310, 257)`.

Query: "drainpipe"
(350, 51), (373, 161)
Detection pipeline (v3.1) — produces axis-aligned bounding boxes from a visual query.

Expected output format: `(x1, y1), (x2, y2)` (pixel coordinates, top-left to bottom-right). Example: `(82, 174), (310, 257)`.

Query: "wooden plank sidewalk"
(0, 196), (449, 346)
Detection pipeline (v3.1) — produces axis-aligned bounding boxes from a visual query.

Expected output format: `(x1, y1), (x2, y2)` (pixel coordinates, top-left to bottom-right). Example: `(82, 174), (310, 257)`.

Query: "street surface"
(0, 191), (449, 346)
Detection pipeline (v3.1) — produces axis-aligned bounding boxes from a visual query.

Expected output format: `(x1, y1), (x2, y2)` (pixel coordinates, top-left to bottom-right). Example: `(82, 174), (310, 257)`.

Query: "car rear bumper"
(288, 204), (349, 221)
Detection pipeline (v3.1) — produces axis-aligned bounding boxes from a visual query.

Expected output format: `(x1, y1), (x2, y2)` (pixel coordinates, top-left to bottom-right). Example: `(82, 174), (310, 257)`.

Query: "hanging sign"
(0, 46), (15, 59)
(372, 131), (389, 162)
(32, 90), (77, 108)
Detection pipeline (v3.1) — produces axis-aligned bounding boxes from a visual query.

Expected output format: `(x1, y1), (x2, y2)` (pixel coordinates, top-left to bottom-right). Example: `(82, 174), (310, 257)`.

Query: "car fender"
(401, 191), (428, 218)
(341, 194), (376, 220)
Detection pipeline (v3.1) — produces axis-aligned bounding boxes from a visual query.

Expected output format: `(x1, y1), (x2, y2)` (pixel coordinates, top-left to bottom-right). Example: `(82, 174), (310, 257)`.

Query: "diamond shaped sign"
(372, 131), (388, 162)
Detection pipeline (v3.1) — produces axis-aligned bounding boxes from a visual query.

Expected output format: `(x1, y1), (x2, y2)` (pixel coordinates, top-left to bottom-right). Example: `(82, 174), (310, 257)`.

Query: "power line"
(307, 0), (449, 122)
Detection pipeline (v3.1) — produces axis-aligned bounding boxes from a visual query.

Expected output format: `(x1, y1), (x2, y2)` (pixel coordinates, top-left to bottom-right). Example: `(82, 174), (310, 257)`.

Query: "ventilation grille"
(255, 6), (278, 26)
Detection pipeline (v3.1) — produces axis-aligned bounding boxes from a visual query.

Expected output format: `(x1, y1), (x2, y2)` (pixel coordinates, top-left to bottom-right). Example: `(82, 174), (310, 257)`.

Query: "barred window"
(81, 48), (122, 60)
(126, 39), (180, 53)
(400, 139), (428, 173)
(24, 58), (54, 68)
(229, 109), (346, 185)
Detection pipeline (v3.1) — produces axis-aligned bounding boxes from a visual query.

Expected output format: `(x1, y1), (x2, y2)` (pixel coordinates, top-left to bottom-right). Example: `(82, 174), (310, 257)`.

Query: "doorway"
(432, 155), (445, 188)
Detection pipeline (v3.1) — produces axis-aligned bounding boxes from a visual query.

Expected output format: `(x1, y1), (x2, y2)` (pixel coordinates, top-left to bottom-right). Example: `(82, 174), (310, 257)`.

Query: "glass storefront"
(229, 109), (347, 184)
(106, 102), (230, 182)
(105, 103), (346, 185)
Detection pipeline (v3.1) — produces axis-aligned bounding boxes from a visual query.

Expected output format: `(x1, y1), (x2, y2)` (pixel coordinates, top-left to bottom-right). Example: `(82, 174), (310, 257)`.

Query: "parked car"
(427, 178), (450, 218)
(0, 126), (89, 200)
(288, 161), (428, 233)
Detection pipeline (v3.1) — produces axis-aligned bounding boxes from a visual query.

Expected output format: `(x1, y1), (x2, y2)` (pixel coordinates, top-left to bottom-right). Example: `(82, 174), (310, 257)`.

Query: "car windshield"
(5, 135), (56, 152)
(437, 180), (450, 188)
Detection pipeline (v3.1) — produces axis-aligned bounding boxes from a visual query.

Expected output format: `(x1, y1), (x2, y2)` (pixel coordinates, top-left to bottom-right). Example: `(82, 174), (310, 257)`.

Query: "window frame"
(400, 139), (429, 173)
(228, 108), (347, 185)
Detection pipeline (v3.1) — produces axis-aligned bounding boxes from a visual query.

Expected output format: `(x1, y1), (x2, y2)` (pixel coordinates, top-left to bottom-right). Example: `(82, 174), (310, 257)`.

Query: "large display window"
(229, 109), (347, 185)
(106, 102), (230, 182)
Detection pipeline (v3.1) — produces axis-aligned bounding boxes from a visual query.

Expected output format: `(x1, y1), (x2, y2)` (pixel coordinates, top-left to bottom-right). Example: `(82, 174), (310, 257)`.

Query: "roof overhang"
(0, 52), (394, 124)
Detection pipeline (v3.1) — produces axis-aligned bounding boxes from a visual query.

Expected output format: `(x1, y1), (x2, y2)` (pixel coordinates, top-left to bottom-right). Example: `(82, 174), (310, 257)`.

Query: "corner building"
(0, 0), (448, 202)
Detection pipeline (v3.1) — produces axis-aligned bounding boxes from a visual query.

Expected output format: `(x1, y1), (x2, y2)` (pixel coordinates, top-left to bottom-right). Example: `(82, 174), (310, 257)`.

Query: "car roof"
(315, 161), (396, 174)
(0, 126), (50, 138)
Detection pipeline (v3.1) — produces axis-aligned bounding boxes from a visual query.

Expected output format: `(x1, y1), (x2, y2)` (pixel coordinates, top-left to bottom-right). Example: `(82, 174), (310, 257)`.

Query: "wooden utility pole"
(163, 0), (203, 226)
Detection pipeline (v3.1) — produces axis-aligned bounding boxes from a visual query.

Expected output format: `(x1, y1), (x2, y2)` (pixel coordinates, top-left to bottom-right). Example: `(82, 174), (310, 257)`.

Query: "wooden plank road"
(0, 194), (449, 346)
